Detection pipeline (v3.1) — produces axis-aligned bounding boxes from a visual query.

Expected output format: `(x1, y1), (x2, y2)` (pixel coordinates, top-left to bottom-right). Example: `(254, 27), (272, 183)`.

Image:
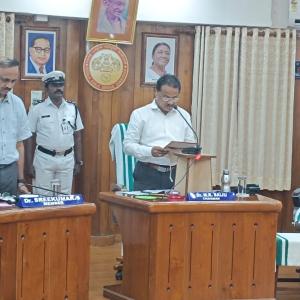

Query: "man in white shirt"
(0, 57), (31, 195)
(26, 71), (84, 195)
(124, 74), (195, 191)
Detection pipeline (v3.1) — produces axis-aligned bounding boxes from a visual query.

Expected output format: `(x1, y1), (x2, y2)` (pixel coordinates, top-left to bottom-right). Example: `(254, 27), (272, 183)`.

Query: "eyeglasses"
(160, 95), (180, 102)
(32, 47), (51, 54)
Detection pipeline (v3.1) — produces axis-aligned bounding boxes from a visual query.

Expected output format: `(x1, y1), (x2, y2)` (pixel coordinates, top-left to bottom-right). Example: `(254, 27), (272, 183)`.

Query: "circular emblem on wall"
(83, 43), (129, 92)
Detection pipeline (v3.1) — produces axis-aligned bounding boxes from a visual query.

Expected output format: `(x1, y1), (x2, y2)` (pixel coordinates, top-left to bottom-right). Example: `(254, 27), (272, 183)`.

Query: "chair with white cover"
(109, 123), (136, 191)
(276, 189), (300, 289)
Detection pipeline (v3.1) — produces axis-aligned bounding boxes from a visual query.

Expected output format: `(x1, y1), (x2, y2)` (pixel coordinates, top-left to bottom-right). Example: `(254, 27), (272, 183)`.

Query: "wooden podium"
(100, 192), (281, 300)
(175, 153), (215, 194)
(0, 203), (96, 300)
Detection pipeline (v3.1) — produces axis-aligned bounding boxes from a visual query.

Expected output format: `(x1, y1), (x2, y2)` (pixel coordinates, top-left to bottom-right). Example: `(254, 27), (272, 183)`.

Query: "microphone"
(173, 105), (201, 155)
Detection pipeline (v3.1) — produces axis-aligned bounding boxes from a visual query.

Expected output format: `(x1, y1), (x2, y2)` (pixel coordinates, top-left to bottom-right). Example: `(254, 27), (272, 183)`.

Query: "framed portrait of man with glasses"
(21, 27), (59, 79)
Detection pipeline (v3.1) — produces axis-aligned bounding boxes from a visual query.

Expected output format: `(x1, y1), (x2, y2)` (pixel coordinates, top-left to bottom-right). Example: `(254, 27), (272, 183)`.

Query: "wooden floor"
(89, 242), (300, 300)
(89, 243), (120, 300)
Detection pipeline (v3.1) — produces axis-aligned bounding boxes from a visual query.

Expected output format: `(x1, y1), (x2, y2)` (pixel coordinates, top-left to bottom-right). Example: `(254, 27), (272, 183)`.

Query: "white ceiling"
(0, 0), (275, 27)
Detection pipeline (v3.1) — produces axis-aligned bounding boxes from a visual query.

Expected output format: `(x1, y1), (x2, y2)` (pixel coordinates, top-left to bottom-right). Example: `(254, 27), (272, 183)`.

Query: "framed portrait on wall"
(141, 33), (179, 86)
(21, 26), (59, 80)
(86, 0), (139, 44)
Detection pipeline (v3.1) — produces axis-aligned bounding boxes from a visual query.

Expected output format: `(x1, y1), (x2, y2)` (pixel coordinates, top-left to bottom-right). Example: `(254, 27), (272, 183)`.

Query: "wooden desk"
(0, 203), (96, 300)
(99, 193), (281, 300)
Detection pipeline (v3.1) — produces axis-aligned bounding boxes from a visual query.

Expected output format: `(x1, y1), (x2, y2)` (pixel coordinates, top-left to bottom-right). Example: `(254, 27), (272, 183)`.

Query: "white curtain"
(192, 26), (296, 190)
(192, 26), (240, 187)
(237, 28), (296, 190)
(0, 12), (15, 58)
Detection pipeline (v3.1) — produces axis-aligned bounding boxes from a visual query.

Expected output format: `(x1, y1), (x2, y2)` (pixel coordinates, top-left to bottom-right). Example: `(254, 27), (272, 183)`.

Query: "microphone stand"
(24, 183), (69, 196)
(173, 106), (201, 155)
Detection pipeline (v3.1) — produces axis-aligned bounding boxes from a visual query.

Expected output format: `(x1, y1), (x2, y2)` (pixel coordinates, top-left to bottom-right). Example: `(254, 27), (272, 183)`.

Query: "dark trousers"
(0, 161), (18, 195)
(133, 161), (176, 191)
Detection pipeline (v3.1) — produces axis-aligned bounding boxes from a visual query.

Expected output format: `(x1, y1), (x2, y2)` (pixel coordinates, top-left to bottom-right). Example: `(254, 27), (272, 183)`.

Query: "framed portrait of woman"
(21, 26), (59, 80)
(86, 0), (139, 44)
(141, 33), (179, 86)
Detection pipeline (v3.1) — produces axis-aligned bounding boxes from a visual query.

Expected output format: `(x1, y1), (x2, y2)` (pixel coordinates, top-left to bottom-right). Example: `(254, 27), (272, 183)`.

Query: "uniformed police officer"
(26, 70), (84, 195)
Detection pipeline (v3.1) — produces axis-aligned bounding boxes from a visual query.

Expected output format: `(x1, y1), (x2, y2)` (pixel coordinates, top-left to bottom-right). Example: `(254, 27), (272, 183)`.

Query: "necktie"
(39, 66), (44, 74)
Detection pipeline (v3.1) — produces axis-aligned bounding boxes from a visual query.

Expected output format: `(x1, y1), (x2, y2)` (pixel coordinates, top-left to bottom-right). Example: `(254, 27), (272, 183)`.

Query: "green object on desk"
(134, 195), (163, 201)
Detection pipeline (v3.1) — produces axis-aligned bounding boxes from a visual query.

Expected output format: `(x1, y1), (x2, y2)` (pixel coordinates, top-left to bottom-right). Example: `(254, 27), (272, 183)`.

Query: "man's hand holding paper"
(151, 146), (169, 157)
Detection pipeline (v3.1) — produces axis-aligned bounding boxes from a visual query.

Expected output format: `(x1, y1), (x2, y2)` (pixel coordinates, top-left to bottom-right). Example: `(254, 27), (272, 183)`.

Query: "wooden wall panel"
(13, 14), (299, 235)
(65, 20), (81, 100)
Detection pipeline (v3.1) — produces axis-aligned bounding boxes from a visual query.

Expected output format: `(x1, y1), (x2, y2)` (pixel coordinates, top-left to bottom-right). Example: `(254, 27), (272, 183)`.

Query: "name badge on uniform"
(61, 119), (73, 135)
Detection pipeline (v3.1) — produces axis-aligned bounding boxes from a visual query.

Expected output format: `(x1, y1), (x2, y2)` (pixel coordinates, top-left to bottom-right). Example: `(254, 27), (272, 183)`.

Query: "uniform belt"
(37, 145), (73, 157)
(141, 162), (176, 173)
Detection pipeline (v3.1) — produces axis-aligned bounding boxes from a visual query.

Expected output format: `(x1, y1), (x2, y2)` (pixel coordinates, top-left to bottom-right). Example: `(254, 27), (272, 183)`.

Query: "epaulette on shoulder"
(66, 100), (79, 109)
(33, 100), (44, 107)
(35, 101), (43, 106)
(66, 100), (76, 105)
(65, 100), (79, 130)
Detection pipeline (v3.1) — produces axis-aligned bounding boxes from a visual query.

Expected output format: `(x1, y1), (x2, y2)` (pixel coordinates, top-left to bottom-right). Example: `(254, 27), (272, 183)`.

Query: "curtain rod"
(209, 29), (293, 38)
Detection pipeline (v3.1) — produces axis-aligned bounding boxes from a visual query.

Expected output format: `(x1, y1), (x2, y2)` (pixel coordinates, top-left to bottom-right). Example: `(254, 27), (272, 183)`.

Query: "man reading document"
(124, 74), (195, 191)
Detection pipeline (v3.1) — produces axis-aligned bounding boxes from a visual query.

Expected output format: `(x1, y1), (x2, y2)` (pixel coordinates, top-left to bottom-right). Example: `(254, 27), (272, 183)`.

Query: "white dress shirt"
(0, 92), (32, 164)
(124, 100), (195, 166)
